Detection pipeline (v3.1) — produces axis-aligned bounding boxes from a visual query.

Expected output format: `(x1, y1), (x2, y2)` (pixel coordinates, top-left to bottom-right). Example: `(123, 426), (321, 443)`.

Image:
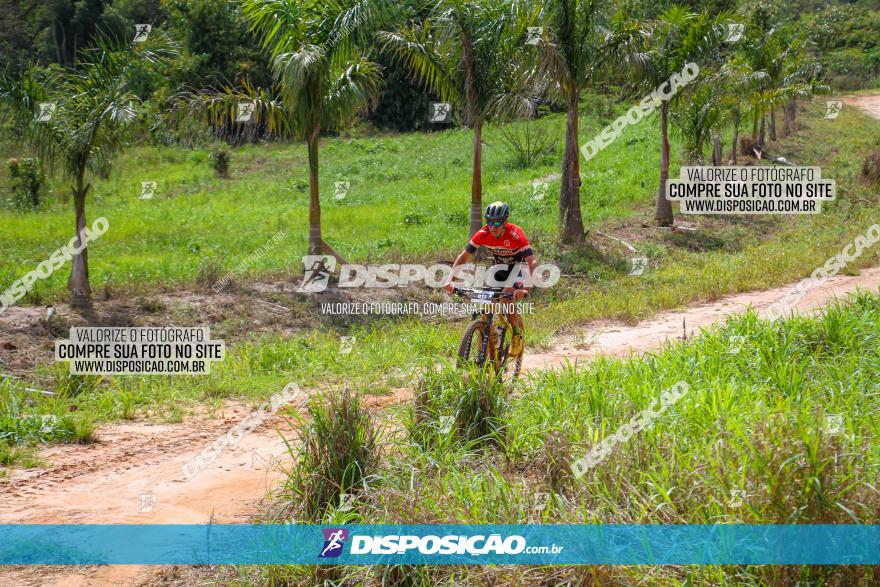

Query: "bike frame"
(455, 287), (514, 369)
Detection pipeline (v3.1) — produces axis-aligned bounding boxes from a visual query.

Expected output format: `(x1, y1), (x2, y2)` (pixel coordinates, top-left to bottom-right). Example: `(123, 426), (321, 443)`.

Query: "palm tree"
(739, 27), (826, 152)
(626, 6), (728, 226)
(538, 0), (640, 242)
(0, 38), (173, 307)
(380, 0), (535, 237)
(716, 59), (767, 163)
(239, 0), (384, 258)
(670, 83), (723, 165)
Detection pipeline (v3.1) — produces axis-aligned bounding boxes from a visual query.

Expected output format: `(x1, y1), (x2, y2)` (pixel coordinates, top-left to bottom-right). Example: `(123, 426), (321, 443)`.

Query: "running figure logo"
(298, 255), (336, 292)
(319, 528), (349, 558)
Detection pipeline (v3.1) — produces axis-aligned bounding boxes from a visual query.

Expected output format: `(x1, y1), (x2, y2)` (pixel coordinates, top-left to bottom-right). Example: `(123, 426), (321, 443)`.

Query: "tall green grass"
(280, 291), (880, 586)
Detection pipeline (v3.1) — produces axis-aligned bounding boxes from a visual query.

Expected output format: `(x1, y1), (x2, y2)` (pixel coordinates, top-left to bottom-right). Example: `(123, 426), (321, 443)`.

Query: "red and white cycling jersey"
(465, 223), (533, 266)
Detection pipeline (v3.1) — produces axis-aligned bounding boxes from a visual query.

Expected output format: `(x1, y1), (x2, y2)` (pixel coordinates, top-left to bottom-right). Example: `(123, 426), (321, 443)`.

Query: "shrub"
(496, 120), (556, 168)
(6, 157), (44, 210)
(861, 149), (880, 184)
(408, 366), (508, 451)
(281, 387), (381, 522)
(210, 148), (230, 178)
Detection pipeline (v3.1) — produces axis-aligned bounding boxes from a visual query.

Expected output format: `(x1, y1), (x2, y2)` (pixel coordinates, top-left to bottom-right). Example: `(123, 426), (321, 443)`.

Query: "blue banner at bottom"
(1, 525), (878, 565)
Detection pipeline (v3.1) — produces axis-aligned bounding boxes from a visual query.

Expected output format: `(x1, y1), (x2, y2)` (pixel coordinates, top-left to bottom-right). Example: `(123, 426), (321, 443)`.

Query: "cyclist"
(443, 201), (537, 360)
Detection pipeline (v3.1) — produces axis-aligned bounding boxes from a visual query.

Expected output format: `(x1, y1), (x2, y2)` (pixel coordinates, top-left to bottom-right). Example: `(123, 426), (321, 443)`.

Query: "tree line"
(0, 0), (855, 307)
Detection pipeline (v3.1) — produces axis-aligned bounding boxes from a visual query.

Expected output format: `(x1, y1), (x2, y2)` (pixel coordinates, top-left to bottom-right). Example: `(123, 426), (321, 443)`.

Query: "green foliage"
(5, 157), (44, 210)
(210, 147), (230, 178)
(281, 387), (381, 522)
(163, 0), (272, 89)
(803, 4), (880, 89)
(862, 148), (880, 184)
(495, 120), (556, 168)
(409, 366), (508, 451)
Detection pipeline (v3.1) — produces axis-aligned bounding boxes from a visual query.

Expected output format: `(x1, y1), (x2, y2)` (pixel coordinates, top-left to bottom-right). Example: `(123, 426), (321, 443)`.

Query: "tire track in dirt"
(2, 268), (879, 586)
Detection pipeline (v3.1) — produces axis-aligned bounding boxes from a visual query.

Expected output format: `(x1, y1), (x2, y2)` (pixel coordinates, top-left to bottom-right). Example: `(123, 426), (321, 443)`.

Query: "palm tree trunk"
(750, 107), (760, 141)
(783, 98), (795, 135)
(712, 134), (722, 166)
(769, 108), (777, 141)
(560, 88), (584, 243)
(67, 177), (91, 307)
(469, 118), (483, 238)
(758, 114), (766, 148)
(307, 125), (322, 256)
(654, 103), (673, 227)
(729, 112), (739, 164)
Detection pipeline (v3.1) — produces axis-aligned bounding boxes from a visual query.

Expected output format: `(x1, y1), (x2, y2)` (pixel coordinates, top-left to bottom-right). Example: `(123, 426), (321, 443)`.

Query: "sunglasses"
(486, 220), (505, 227)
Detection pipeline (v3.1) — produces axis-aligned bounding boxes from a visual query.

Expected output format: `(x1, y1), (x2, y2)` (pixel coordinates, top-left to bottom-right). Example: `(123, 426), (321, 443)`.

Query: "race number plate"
(470, 291), (495, 305)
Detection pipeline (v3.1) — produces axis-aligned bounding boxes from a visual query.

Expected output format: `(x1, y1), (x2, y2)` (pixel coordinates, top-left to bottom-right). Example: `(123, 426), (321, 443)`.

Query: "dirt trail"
(2, 265), (879, 586)
(842, 93), (880, 119)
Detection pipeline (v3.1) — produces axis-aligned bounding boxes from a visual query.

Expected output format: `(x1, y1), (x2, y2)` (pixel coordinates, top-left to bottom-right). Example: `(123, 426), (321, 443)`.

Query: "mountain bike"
(453, 287), (523, 381)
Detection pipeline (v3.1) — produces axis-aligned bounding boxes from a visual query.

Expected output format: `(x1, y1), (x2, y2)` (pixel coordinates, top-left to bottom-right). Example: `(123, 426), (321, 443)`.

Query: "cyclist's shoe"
(510, 326), (524, 357)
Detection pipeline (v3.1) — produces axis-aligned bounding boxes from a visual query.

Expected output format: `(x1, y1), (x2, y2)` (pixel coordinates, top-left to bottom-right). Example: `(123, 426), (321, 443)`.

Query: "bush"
(861, 149), (880, 184)
(5, 158), (44, 210)
(210, 148), (230, 178)
(281, 387), (381, 522)
(496, 121), (556, 169)
(408, 366), (508, 451)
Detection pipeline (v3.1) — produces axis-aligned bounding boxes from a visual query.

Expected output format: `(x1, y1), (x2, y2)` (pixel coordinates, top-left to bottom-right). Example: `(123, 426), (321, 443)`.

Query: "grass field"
(1, 94), (880, 469)
(254, 291), (880, 586)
